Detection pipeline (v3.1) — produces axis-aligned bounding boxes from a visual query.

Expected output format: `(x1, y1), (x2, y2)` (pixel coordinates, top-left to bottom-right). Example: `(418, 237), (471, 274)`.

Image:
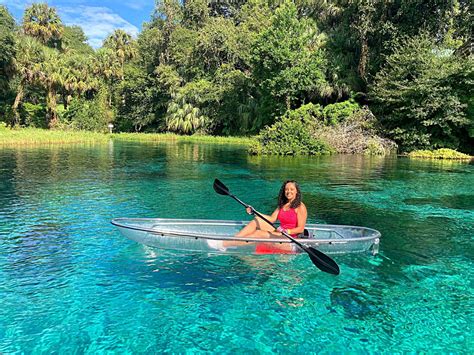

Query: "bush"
(285, 102), (323, 126)
(322, 99), (360, 125)
(249, 115), (332, 155)
(21, 103), (47, 128)
(408, 148), (472, 160)
(313, 107), (397, 155)
(60, 89), (111, 132)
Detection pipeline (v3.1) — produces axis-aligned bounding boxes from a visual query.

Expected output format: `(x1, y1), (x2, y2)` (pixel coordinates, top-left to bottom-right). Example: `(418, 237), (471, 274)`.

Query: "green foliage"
(4, 0), (471, 156)
(20, 102), (46, 128)
(168, 26), (200, 78)
(103, 29), (137, 69)
(364, 139), (386, 156)
(212, 65), (256, 135)
(322, 99), (360, 125)
(116, 65), (161, 132)
(0, 5), (16, 97)
(408, 148), (472, 160)
(249, 115), (332, 156)
(22, 3), (63, 48)
(370, 33), (473, 151)
(252, 2), (331, 119)
(62, 26), (93, 55)
(165, 99), (209, 135)
(61, 88), (110, 132)
(183, 0), (209, 29)
(283, 102), (322, 126)
(192, 17), (240, 74)
(282, 100), (360, 127)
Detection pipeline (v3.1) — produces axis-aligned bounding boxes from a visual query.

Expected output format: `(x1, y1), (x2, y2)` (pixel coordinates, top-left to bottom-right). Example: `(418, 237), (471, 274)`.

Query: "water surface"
(1, 141), (472, 353)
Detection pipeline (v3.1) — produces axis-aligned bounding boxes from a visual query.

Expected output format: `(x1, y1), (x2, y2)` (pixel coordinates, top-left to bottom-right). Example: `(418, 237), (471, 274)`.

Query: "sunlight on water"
(0, 141), (472, 353)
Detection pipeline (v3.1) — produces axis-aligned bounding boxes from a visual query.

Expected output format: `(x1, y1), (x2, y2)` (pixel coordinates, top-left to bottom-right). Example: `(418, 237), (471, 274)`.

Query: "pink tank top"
(277, 208), (298, 232)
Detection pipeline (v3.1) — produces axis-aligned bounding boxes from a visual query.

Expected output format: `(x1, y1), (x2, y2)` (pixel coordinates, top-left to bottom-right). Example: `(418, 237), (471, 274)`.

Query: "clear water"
(0, 141), (472, 353)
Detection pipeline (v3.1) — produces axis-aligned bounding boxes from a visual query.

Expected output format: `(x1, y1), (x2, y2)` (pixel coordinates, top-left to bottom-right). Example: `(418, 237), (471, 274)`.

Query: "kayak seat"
(300, 229), (311, 239)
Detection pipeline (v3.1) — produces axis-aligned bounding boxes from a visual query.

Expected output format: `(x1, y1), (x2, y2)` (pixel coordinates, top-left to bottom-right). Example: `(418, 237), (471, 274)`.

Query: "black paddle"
(213, 179), (340, 275)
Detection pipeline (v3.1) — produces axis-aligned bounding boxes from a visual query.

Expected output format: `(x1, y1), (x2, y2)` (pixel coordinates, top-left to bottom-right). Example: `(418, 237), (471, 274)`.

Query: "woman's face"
(284, 182), (298, 201)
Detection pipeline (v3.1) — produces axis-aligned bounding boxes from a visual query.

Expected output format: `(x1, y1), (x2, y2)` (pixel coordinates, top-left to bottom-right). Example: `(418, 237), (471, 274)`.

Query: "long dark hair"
(278, 180), (302, 209)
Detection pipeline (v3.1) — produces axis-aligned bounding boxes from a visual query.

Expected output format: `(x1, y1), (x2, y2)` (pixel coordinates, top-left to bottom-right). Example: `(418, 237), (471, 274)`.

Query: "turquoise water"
(0, 141), (472, 353)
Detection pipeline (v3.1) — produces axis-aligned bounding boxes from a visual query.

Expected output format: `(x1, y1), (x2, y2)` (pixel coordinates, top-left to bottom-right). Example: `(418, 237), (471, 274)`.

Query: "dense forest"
(0, 1), (472, 153)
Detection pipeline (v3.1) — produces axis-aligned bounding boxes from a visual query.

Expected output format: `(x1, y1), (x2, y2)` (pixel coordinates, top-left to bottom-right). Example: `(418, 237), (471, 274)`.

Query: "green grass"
(407, 148), (472, 160)
(111, 132), (254, 145)
(0, 125), (254, 146)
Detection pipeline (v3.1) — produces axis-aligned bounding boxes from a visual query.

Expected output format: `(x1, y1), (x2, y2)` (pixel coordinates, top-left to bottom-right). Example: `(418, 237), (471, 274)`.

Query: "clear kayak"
(111, 218), (381, 255)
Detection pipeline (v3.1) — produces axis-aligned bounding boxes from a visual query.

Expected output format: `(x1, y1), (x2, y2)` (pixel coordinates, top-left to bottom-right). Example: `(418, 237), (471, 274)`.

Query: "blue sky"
(0, 0), (155, 48)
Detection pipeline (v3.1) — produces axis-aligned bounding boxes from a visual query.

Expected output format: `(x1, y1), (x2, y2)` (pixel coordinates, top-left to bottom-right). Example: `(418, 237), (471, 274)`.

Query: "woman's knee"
(255, 217), (273, 232)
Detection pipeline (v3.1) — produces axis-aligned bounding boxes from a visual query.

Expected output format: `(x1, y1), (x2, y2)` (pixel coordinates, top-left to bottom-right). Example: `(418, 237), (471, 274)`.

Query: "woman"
(208, 180), (307, 252)
(236, 180), (307, 238)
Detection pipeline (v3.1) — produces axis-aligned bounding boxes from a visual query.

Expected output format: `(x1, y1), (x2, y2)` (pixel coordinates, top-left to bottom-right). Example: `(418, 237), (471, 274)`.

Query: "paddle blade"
(213, 179), (230, 196)
(305, 246), (340, 275)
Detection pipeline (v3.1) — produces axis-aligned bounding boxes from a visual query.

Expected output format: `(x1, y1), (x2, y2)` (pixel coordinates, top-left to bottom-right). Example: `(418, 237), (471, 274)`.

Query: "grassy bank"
(112, 132), (253, 145)
(0, 126), (254, 146)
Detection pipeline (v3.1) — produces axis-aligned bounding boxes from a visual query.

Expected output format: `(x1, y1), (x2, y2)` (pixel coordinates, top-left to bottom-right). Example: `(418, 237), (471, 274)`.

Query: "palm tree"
(11, 36), (45, 126)
(93, 47), (122, 107)
(103, 29), (137, 79)
(165, 95), (208, 134)
(61, 54), (98, 109)
(40, 47), (64, 127)
(22, 3), (63, 48)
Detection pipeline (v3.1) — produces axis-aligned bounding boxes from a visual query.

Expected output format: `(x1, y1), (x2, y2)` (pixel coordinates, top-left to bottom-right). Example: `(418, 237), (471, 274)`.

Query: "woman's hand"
(276, 226), (288, 234)
(246, 206), (255, 215)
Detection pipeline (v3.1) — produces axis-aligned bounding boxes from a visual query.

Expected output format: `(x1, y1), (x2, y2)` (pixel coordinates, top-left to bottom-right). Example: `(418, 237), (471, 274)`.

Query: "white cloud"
(0, 0), (32, 10)
(124, 1), (149, 11)
(0, 2), (140, 49)
(59, 6), (139, 49)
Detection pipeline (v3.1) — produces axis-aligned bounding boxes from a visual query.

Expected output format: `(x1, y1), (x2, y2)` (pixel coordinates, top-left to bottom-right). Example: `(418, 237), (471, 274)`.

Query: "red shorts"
(255, 241), (297, 255)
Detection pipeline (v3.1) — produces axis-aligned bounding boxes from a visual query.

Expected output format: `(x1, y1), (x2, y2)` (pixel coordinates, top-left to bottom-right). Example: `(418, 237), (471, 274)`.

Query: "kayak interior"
(111, 218), (381, 255)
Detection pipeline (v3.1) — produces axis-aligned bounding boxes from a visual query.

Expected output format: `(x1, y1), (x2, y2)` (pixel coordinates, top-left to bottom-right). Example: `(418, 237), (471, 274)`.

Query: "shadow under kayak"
(111, 218), (381, 255)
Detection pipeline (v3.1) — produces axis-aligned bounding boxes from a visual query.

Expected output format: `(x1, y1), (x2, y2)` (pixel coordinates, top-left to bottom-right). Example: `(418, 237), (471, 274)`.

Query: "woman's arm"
(288, 203), (307, 235)
(246, 207), (279, 223)
(267, 208), (280, 223)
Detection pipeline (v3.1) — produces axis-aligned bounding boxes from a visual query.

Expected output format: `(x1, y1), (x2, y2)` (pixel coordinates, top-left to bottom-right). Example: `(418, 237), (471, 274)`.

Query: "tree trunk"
(47, 87), (58, 128)
(62, 92), (68, 110)
(11, 84), (24, 127)
(358, 31), (368, 83)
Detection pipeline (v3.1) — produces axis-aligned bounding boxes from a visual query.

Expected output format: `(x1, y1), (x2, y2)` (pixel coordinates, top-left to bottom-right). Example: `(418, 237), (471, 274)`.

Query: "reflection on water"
(0, 141), (472, 353)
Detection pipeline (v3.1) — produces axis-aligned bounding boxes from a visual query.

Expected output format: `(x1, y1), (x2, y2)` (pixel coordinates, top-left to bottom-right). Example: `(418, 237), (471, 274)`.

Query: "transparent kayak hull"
(111, 218), (381, 255)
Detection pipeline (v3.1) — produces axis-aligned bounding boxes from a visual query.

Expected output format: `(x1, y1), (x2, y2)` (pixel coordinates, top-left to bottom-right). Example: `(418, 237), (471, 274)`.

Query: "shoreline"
(0, 127), (254, 147)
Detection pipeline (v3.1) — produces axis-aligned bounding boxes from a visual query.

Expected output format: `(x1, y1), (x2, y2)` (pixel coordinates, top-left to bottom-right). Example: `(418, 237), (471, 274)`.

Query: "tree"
(93, 47), (122, 108)
(61, 53), (98, 109)
(0, 6), (16, 103)
(152, 0), (183, 64)
(62, 25), (94, 55)
(165, 95), (208, 134)
(252, 2), (331, 123)
(40, 47), (64, 127)
(117, 64), (163, 132)
(103, 29), (137, 79)
(192, 17), (240, 74)
(183, 0), (209, 29)
(370, 33), (473, 151)
(22, 3), (63, 48)
(317, 0), (472, 94)
(10, 36), (45, 126)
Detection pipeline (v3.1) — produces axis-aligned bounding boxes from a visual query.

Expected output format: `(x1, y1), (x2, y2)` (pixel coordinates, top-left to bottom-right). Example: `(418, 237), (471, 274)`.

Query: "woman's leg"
(235, 219), (258, 237)
(209, 216), (278, 250)
(235, 215), (275, 237)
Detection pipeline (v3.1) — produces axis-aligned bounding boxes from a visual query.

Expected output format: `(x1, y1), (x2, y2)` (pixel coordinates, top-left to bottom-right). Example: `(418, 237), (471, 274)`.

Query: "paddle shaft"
(227, 193), (308, 251)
